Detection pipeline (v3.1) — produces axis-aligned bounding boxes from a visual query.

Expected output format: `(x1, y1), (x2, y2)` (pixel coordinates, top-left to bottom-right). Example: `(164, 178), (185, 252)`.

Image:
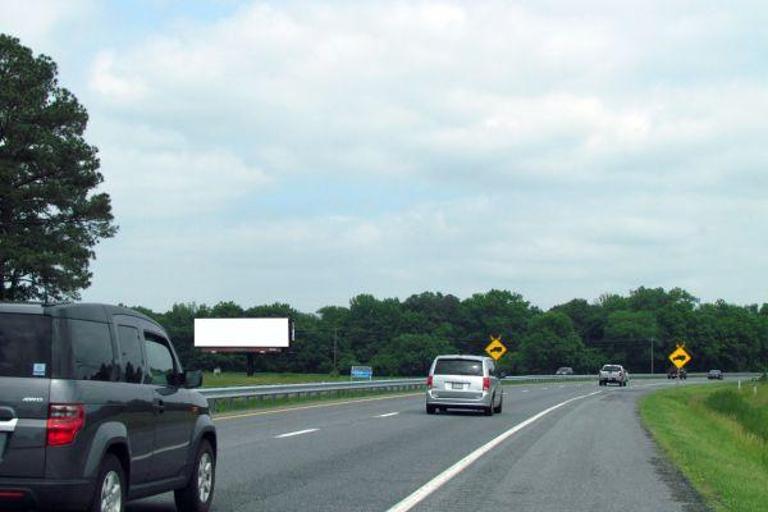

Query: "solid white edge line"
(275, 428), (319, 439)
(386, 390), (602, 512)
(377, 412), (400, 418)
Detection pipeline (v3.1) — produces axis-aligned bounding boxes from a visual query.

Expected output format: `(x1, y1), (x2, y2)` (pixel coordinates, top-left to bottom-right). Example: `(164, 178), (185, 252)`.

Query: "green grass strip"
(640, 382), (768, 512)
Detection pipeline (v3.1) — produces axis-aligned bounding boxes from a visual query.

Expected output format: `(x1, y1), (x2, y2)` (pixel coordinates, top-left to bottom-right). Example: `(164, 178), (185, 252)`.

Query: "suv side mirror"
(184, 370), (203, 389)
(498, 371), (507, 378)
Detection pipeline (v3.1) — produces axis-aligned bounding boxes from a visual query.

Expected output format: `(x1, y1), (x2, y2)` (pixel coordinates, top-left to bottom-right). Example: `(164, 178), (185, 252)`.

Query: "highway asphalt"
(127, 378), (711, 512)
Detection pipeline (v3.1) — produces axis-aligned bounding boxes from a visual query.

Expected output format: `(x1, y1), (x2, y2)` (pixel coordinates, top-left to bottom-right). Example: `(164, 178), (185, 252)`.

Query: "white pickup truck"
(599, 364), (629, 386)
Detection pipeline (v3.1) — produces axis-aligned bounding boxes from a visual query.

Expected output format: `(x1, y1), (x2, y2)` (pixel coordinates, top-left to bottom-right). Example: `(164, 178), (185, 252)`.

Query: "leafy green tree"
(515, 312), (592, 373)
(317, 305), (351, 373)
(370, 333), (454, 376)
(344, 294), (404, 363)
(458, 290), (537, 355)
(603, 310), (659, 371)
(692, 301), (764, 372)
(0, 34), (116, 301)
(551, 298), (605, 345)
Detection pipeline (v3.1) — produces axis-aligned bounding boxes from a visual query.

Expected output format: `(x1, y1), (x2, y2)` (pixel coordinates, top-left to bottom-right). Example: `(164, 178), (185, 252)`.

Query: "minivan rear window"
(603, 365), (621, 372)
(0, 313), (51, 378)
(434, 359), (483, 376)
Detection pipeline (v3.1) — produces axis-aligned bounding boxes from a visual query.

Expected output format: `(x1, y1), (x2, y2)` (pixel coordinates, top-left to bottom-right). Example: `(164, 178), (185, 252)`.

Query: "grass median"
(202, 372), (353, 388)
(640, 379), (768, 512)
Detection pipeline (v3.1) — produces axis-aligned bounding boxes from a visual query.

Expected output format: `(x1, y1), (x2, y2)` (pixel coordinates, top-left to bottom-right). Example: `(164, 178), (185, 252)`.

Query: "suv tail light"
(483, 377), (490, 391)
(47, 404), (85, 447)
(426, 376), (433, 389)
(0, 490), (25, 500)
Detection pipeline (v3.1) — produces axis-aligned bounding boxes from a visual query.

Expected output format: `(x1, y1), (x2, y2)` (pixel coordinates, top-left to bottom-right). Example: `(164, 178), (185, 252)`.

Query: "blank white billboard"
(194, 318), (292, 349)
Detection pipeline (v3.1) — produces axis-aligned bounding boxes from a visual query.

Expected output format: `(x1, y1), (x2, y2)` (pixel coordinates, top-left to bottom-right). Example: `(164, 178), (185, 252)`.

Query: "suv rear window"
(602, 365), (622, 372)
(434, 359), (483, 376)
(0, 313), (51, 378)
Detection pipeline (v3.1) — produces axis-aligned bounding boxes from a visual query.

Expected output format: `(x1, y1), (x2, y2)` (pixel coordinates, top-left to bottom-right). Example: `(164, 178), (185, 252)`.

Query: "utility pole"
(650, 337), (655, 375)
(333, 328), (338, 372)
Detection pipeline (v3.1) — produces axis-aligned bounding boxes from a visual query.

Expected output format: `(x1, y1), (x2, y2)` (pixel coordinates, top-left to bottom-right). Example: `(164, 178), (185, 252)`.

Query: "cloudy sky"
(1, 1), (766, 312)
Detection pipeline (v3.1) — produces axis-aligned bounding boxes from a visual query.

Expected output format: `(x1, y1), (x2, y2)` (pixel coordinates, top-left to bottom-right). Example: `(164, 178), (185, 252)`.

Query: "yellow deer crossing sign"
(484, 336), (508, 361)
(668, 344), (692, 369)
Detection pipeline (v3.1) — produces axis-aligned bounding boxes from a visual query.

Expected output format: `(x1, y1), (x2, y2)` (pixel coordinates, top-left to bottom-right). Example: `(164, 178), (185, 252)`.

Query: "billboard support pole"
(246, 353), (255, 377)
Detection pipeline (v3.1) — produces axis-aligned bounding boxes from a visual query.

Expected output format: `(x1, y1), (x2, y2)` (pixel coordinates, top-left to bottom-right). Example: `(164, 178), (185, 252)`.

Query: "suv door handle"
(154, 399), (165, 414)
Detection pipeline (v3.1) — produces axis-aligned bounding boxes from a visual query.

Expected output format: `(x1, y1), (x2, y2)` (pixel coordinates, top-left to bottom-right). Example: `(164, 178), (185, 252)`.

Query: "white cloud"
(0, 0), (96, 49)
(3, 0), (766, 310)
(92, 121), (270, 218)
(89, 51), (149, 103)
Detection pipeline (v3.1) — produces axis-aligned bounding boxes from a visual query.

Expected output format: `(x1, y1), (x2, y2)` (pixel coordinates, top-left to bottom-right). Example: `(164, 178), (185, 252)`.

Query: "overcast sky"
(1, 1), (766, 312)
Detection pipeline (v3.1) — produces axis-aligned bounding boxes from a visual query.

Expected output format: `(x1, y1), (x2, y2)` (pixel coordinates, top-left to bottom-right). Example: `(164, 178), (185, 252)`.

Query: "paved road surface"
(128, 379), (709, 512)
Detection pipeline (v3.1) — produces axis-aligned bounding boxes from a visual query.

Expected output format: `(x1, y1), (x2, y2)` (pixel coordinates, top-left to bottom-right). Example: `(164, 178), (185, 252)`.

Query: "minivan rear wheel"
(493, 395), (503, 414)
(426, 404), (436, 415)
(175, 440), (216, 512)
(91, 454), (125, 512)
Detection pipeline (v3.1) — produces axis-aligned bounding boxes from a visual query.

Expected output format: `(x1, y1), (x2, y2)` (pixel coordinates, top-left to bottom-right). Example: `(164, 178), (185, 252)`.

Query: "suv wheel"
(91, 454), (125, 512)
(175, 440), (216, 512)
(493, 395), (503, 414)
(426, 404), (436, 415)
(484, 398), (494, 416)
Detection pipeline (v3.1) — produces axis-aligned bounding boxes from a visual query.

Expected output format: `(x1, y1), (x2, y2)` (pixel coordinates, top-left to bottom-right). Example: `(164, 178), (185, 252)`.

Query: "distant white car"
(599, 364), (629, 386)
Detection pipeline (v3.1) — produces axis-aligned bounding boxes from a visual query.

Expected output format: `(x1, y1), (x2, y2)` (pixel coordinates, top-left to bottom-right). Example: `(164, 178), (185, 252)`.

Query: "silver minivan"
(425, 355), (503, 416)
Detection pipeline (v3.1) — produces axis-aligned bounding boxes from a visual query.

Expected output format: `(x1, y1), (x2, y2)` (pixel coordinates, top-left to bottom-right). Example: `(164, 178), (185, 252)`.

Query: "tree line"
(134, 287), (768, 377)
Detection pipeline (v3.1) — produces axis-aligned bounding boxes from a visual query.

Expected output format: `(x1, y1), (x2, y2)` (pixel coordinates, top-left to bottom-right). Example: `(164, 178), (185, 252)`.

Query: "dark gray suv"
(0, 303), (217, 512)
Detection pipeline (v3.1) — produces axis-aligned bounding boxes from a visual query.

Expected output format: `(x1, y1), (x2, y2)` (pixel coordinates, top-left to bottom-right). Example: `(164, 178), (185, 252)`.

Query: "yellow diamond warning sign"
(485, 336), (508, 361)
(668, 345), (692, 369)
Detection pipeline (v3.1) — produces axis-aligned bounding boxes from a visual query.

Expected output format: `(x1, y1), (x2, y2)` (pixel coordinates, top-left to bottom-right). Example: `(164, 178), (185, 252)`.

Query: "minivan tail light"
(483, 377), (490, 391)
(47, 404), (85, 447)
(426, 376), (433, 389)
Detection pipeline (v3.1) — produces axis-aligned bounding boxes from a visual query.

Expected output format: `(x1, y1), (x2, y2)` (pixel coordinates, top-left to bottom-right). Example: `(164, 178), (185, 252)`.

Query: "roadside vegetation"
(641, 381), (768, 512)
(203, 371), (353, 388)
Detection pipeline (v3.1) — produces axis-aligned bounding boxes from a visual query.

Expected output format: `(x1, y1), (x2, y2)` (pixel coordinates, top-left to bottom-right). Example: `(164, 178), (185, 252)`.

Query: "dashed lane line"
(275, 428), (319, 439)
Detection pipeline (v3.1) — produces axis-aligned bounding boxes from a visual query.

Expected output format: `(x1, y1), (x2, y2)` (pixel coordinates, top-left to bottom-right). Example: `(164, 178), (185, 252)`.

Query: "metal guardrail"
(201, 378), (425, 409)
(200, 372), (763, 409)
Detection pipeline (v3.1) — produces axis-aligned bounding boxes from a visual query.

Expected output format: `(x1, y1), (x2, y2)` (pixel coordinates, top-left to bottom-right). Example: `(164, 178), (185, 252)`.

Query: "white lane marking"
(377, 412), (400, 418)
(521, 389), (529, 393)
(387, 390), (601, 512)
(542, 387), (549, 390)
(558, 385), (565, 389)
(275, 428), (319, 439)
